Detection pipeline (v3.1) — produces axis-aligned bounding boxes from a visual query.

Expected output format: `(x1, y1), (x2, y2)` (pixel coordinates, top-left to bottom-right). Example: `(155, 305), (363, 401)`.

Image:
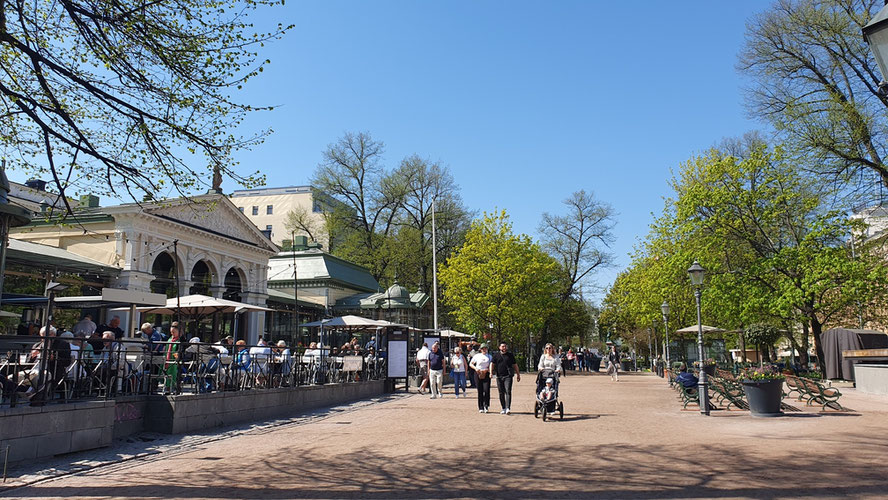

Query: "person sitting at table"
(249, 338), (272, 381)
(274, 340), (292, 383)
(87, 330), (104, 354)
(140, 323), (164, 353)
(96, 331), (126, 391)
(302, 342), (320, 364)
(213, 336), (233, 355)
(234, 340), (251, 374)
(675, 363), (699, 389)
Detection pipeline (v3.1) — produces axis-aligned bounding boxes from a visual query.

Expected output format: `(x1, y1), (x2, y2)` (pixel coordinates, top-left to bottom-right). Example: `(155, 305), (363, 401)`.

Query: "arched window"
(190, 261), (213, 295)
(150, 252), (177, 297)
(223, 267), (242, 302)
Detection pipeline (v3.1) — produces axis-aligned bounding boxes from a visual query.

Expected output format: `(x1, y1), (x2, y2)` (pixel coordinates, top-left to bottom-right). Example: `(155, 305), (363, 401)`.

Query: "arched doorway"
(221, 267), (245, 340)
(190, 260), (213, 295)
(223, 267), (242, 302)
(150, 252), (178, 297)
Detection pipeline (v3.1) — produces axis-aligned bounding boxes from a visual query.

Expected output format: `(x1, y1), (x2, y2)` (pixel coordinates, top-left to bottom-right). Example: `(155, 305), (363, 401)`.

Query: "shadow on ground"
(7, 436), (887, 499)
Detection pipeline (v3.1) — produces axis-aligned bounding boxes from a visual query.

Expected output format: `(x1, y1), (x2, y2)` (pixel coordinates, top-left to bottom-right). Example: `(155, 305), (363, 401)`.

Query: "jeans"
(475, 373), (491, 410)
(452, 371), (466, 396)
(496, 375), (514, 410)
(429, 369), (443, 397)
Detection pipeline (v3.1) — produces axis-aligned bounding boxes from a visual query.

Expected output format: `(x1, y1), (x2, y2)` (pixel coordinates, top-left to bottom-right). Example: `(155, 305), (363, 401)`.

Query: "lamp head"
(863, 2), (888, 95)
(687, 260), (706, 287)
(660, 301), (670, 317)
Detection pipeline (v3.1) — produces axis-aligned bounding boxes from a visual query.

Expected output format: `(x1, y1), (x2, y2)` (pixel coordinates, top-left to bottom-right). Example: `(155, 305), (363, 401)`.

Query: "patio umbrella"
(439, 328), (473, 339)
(674, 325), (724, 334)
(136, 294), (272, 315)
(301, 315), (387, 328)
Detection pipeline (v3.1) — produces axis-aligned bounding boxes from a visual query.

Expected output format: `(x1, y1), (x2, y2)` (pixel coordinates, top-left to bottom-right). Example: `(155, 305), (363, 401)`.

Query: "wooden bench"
(797, 377), (846, 411)
(709, 377), (749, 410)
(676, 382), (699, 409)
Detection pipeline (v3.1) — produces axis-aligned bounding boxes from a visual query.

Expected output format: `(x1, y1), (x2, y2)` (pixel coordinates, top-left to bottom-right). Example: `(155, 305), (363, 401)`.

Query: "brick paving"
(2, 372), (887, 499)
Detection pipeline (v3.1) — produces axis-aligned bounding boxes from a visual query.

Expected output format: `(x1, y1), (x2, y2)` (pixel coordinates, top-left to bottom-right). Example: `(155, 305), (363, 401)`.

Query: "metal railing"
(0, 335), (388, 408)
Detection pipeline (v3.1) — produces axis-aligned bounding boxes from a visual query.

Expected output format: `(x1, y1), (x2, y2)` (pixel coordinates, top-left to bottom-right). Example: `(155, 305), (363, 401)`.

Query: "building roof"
(7, 239), (119, 277)
(333, 288), (430, 310)
(267, 249), (379, 292)
(231, 185), (312, 197)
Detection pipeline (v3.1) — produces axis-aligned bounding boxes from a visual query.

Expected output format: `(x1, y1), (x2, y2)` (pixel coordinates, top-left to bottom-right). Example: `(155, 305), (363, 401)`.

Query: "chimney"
(79, 194), (100, 208)
(24, 179), (47, 192)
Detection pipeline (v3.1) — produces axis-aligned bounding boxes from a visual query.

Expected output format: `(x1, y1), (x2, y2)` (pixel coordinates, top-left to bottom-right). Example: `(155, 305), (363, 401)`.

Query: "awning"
(440, 328), (474, 338)
(7, 239), (119, 276)
(135, 294), (272, 315)
(674, 325), (725, 334)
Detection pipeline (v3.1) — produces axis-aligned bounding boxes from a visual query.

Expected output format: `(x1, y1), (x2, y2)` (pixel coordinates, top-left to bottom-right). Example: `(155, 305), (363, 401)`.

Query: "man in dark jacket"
(491, 342), (521, 414)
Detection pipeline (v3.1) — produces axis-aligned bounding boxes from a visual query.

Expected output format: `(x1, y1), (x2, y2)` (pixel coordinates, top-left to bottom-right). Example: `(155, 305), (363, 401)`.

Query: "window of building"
(266, 205), (273, 215)
(252, 206), (258, 216)
(238, 207), (244, 213)
(265, 224), (272, 232)
(312, 202), (322, 213)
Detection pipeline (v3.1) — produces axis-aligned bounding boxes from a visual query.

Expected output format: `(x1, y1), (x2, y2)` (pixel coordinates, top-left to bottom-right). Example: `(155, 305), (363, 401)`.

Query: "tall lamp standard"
(660, 300), (670, 383)
(660, 301), (670, 361)
(863, 1), (888, 95)
(687, 260), (710, 415)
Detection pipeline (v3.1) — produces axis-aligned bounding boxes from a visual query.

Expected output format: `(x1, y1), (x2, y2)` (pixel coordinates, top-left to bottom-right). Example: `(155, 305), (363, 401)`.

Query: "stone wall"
(0, 400), (115, 464)
(0, 381), (386, 465)
(854, 364), (888, 395)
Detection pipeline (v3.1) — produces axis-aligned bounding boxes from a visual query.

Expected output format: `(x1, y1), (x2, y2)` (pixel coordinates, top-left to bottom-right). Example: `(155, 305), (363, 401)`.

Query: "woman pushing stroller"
(535, 343), (565, 420)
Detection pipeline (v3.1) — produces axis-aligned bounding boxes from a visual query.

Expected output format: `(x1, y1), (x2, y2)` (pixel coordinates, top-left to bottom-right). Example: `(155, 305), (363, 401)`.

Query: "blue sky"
(230, 1), (772, 300)
(10, 1), (773, 301)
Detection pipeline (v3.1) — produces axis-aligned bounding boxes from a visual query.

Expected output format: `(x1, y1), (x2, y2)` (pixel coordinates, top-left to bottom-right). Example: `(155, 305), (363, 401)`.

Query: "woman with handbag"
(469, 344), (492, 413)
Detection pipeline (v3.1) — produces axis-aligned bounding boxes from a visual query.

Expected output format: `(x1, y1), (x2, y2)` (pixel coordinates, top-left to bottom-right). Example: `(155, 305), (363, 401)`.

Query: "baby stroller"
(534, 368), (564, 421)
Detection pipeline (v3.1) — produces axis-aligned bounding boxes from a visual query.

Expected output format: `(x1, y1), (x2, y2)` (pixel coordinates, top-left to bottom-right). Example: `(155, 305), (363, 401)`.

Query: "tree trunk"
(739, 331), (747, 363)
(811, 318), (826, 378)
(799, 322), (810, 366)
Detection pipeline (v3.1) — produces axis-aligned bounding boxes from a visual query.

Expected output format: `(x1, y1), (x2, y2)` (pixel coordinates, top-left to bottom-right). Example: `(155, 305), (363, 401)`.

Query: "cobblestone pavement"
(2, 372), (887, 499)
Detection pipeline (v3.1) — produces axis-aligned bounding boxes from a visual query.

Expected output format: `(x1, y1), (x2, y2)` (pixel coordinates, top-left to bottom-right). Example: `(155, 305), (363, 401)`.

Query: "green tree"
(438, 211), (560, 347)
(0, 0), (290, 210)
(672, 144), (888, 372)
(739, 0), (888, 195)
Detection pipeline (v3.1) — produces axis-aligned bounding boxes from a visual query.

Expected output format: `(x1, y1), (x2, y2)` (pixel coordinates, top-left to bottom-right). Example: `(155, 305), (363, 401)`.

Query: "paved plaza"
(2, 372), (887, 499)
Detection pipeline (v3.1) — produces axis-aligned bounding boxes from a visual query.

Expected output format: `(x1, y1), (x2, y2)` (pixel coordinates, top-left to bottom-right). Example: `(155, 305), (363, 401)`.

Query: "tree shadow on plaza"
(9, 435), (888, 499)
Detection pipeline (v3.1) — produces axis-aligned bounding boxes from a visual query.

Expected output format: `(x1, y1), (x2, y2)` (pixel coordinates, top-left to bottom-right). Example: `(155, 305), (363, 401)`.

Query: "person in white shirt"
(450, 346), (467, 398)
(72, 314), (97, 336)
(415, 343), (430, 394)
(469, 344), (493, 413)
(249, 340), (272, 380)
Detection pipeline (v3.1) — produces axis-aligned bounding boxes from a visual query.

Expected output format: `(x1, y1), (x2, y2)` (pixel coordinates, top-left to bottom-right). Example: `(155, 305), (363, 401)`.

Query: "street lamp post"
(660, 300), (670, 377)
(863, 1), (888, 95)
(687, 260), (709, 416)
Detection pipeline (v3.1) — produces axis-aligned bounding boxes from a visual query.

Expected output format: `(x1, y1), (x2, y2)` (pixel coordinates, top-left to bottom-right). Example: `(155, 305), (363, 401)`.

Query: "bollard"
(2, 444), (9, 483)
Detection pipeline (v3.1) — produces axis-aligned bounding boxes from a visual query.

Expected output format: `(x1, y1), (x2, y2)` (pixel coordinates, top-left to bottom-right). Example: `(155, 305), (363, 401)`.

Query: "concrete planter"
(589, 357), (602, 372)
(742, 378), (784, 417)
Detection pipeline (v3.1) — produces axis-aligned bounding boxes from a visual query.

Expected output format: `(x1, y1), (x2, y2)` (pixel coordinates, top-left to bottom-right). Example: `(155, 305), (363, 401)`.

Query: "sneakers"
(500, 409), (506, 414)
(479, 409), (484, 413)
(505, 408), (511, 415)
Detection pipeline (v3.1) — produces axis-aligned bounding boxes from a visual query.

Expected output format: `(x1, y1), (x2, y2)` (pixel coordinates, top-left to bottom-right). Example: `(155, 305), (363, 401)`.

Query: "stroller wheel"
(534, 401), (540, 418)
(559, 402), (564, 420)
(542, 406), (548, 422)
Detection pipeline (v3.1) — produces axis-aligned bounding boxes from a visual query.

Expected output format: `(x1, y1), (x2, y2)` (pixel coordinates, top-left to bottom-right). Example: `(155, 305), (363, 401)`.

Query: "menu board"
(387, 339), (407, 378)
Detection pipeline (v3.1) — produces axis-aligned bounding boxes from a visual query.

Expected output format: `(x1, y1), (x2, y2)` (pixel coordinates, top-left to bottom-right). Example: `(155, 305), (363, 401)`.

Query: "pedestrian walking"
(428, 342), (446, 398)
(491, 342), (521, 414)
(469, 344), (492, 413)
(467, 343), (478, 388)
(416, 342), (430, 394)
(450, 346), (467, 397)
(607, 345), (620, 382)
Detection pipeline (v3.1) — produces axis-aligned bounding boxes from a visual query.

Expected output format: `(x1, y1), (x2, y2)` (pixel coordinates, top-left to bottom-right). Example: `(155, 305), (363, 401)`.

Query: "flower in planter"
(741, 365), (785, 381)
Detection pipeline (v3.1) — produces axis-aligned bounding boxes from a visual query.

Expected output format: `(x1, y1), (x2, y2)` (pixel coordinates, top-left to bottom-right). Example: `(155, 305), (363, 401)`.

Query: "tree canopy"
(739, 0), (888, 198)
(0, 0), (290, 211)
(438, 211), (560, 346)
